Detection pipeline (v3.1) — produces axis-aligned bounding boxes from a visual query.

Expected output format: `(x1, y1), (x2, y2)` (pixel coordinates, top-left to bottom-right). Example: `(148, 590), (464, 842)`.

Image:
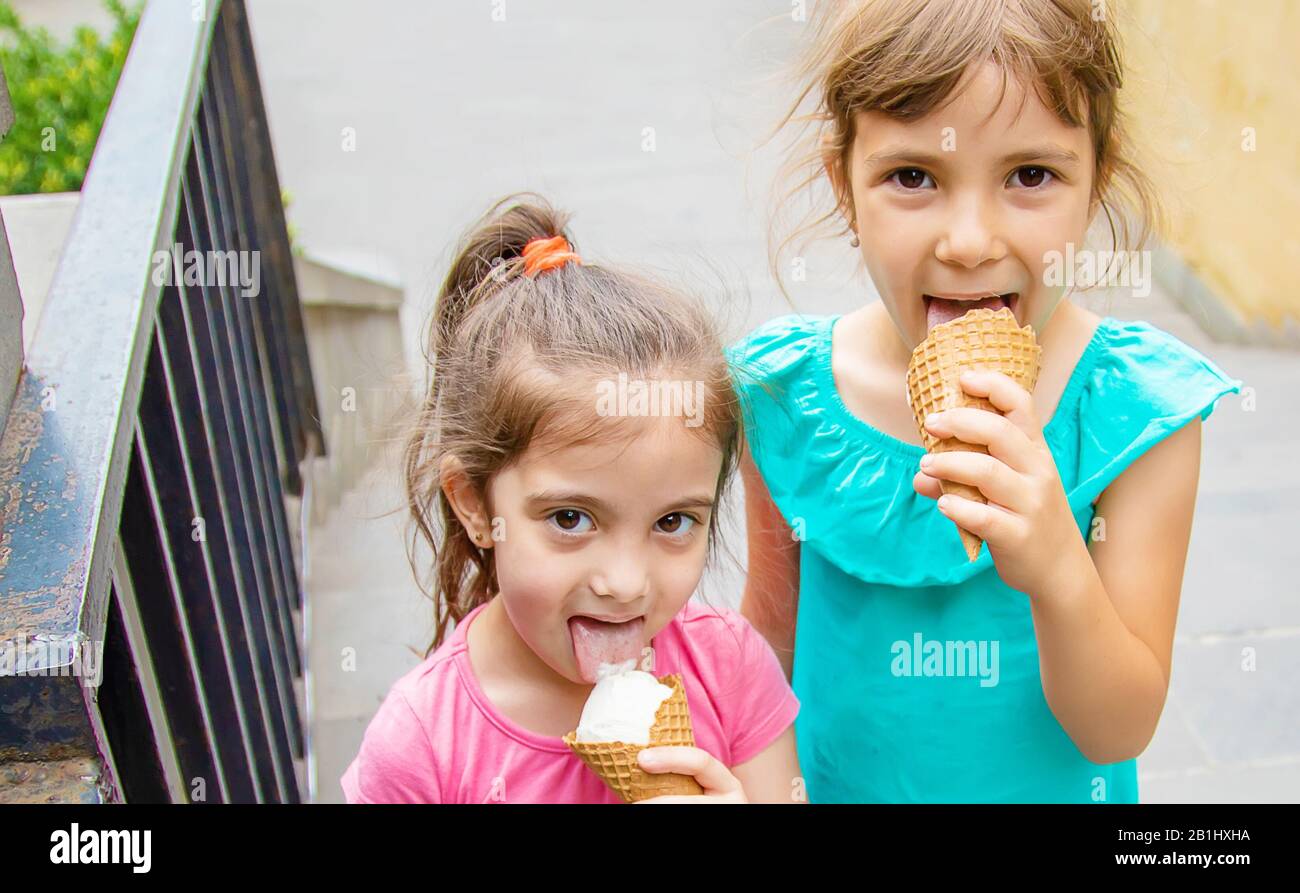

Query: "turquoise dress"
(725, 312), (1243, 803)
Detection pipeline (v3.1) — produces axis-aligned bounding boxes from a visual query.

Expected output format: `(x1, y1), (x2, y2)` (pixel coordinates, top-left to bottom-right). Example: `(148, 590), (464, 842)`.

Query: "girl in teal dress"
(728, 0), (1243, 802)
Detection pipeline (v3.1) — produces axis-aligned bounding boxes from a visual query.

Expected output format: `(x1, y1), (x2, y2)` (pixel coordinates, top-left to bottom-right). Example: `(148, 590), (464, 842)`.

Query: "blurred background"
(1, 0), (1295, 804)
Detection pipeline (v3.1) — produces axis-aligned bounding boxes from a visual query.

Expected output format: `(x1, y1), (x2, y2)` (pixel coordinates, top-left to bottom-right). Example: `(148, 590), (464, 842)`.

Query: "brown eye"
(656, 513), (697, 537)
(550, 509), (592, 534)
(1012, 166), (1051, 188)
(893, 168), (931, 190)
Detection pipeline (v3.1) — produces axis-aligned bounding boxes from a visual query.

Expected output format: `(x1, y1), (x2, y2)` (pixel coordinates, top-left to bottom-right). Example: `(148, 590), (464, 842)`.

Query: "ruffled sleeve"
(1052, 319), (1244, 512)
(725, 314), (824, 448)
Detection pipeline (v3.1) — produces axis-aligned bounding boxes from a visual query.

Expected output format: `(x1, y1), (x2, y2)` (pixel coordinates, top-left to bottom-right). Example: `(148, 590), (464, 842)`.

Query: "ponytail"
(433, 195), (573, 367)
(409, 194), (578, 655)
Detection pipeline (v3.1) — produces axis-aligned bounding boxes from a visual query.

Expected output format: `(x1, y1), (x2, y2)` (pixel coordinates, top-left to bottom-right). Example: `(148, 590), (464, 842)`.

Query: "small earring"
(849, 233), (860, 248)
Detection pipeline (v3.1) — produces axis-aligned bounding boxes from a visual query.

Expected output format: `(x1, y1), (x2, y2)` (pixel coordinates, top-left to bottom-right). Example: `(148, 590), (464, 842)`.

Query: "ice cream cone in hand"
(906, 306), (1042, 561)
(563, 672), (704, 803)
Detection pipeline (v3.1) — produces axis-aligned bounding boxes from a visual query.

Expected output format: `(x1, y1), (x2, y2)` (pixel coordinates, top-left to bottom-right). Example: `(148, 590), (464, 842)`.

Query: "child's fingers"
(918, 451), (1027, 513)
(912, 469), (943, 500)
(956, 370), (1042, 440)
(636, 746), (741, 796)
(936, 492), (1022, 546)
(925, 408), (1036, 473)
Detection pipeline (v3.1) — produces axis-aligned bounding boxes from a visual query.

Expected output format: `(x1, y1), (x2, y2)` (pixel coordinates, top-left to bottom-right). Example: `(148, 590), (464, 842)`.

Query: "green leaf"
(0, 0), (142, 195)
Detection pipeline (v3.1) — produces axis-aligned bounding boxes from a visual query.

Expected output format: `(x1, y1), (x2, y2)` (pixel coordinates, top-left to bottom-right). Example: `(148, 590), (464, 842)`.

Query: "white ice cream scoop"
(574, 666), (675, 745)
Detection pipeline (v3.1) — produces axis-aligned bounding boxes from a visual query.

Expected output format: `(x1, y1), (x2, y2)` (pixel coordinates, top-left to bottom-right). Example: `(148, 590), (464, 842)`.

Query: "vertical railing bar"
(137, 326), (259, 797)
(205, 45), (306, 635)
(132, 425), (234, 803)
(153, 305), (266, 798)
(110, 536), (189, 802)
(249, 290), (304, 617)
(206, 21), (296, 494)
(207, 251), (310, 767)
(208, 22), (309, 616)
(192, 106), (303, 785)
(187, 121), (293, 803)
(178, 163), (278, 802)
(250, 288), (301, 606)
(220, 1), (324, 477)
(191, 92), (302, 783)
(81, 667), (125, 803)
(117, 437), (230, 803)
(199, 81), (302, 686)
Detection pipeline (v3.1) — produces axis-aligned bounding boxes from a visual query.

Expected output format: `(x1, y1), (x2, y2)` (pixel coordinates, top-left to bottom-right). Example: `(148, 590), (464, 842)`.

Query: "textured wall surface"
(1123, 0), (1298, 329)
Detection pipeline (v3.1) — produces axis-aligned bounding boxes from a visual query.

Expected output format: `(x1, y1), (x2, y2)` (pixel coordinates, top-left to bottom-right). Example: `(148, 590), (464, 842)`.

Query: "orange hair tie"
(521, 235), (582, 276)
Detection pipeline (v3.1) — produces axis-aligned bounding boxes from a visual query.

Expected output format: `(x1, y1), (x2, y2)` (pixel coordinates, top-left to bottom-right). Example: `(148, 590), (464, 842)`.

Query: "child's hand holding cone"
(908, 315), (1085, 596)
(564, 672), (748, 803)
(631, 746), (749, 804)
(907, 307), (1041, 561)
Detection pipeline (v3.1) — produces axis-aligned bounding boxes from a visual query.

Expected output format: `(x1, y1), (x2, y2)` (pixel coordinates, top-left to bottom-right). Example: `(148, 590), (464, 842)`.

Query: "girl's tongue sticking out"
(569, 615), (646, 684)
(925, 294), (1012, 333)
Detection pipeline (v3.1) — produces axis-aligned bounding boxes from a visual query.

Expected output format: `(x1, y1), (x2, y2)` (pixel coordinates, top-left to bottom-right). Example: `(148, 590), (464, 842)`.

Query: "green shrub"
(0, 0), (142, 195)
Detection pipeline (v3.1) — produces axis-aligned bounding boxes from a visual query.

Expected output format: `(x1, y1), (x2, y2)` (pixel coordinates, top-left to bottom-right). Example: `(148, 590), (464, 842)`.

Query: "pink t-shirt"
(340, 599), (800, 803)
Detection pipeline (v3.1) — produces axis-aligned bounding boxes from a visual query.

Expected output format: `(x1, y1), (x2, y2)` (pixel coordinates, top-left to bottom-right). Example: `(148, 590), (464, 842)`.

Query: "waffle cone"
(906, 307), (1041, 561)
(563, 673), (704, 803)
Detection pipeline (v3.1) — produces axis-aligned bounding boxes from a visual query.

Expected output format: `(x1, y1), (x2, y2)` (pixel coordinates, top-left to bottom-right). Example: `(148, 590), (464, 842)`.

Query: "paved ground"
(16, 0), (1295, 803)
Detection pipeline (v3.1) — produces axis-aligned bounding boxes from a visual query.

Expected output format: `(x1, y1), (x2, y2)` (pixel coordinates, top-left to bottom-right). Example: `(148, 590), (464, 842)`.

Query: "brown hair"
(764, 0), (1163, 297)
(403, 193), (744, 656)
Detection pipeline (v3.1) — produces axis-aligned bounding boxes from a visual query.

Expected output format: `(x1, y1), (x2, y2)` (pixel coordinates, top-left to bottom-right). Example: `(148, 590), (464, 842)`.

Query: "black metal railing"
(0, 0), (323, 803)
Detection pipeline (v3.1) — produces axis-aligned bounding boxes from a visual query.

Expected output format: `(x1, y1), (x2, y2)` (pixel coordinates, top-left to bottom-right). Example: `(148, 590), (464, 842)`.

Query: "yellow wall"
(1121, 0), (1299, 327)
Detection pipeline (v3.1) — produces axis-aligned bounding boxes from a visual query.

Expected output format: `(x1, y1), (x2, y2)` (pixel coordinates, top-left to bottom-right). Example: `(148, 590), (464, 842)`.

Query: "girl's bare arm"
(731, 725), (805, 803)
(737, 443), (802, 682)
(1031, 415), (1202, 764)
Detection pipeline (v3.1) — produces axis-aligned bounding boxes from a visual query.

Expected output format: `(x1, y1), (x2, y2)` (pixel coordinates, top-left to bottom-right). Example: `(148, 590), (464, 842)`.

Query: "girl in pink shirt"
(340, 194), (802, 804)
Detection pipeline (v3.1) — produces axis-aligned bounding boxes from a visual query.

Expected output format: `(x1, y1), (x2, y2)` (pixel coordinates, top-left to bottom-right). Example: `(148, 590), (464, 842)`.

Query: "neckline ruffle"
(811, 313), (1113, 461)
(741, 314), (1115, 587)
(733, 312), (1241, 588)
